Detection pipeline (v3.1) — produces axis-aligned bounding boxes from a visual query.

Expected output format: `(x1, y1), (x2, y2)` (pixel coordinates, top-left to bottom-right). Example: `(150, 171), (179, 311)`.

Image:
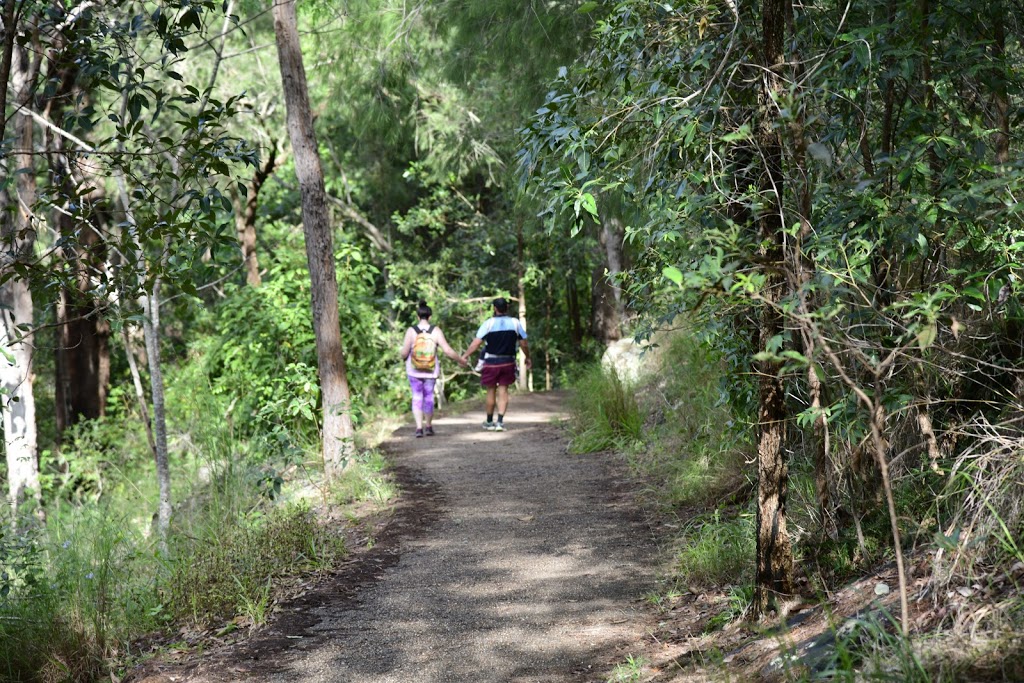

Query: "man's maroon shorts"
(480, 362), (516, 387)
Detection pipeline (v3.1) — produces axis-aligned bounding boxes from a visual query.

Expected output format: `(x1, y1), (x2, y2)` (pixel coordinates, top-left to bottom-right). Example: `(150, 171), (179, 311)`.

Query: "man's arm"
(437, 328), (468, 366)
(519, 338), (532, 369)
(461, 337), (483, 363)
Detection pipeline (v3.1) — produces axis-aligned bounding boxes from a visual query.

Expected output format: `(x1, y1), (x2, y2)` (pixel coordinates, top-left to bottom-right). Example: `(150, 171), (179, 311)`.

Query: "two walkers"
(400, 297), (530, 436)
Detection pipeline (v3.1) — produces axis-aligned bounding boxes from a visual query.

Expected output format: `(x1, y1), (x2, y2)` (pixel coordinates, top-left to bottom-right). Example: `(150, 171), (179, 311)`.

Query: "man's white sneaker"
(482, 421), (497, 431)
(494, 423), (505, 432)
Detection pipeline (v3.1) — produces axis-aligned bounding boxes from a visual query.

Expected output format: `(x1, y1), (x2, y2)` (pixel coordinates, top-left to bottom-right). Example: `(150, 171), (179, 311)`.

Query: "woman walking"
(400, 301), (467, 437)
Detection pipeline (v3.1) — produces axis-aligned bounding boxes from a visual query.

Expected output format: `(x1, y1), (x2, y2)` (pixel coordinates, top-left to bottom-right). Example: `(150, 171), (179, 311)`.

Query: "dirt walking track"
(167, 391), (660, 683)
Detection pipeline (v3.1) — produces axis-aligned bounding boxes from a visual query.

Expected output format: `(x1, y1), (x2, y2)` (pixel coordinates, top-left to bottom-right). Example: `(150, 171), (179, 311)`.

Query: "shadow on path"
(164, 391), (658, 683)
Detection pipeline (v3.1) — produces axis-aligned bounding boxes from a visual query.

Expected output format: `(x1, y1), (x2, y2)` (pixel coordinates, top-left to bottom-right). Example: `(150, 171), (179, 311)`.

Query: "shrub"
(675, 511), (754, 587)
(567, 365), (644, 453)
(166, 503), (346, 626)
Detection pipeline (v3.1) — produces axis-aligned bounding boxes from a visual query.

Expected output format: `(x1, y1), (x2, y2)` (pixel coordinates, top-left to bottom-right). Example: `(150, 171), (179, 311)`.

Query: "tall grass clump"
(630, 330), (750, 509)
(567, 364), (644, 453)
(167, 502), (346, 625)
(0, 403), (394, 681)
(675, 512), (754, 587)
(0, 505), (164, 683)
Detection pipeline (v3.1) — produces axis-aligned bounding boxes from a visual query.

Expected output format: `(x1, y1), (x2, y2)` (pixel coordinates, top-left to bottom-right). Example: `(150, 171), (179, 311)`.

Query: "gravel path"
(180, 391), (658, 683)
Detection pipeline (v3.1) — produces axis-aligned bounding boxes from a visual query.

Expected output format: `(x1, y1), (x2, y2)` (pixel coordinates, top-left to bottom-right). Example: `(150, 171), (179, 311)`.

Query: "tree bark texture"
(567, 272), (583, 350)
(516, 221), (530, 391)
(55, 209), (111, 434)
(1, 34), (42, 513)
(590, 217), (625, 345)
(753, 0), (795, 616)
(1, 25), (42, 514)
(601, 215), (626, 328)
(0, 278), (40, 512)
(273, 0), (355, 477)
(39, 1), (111, 437)
(591, 265), (618, 345)
(142, 283), (172, 542)
(236, 142), (277, 287)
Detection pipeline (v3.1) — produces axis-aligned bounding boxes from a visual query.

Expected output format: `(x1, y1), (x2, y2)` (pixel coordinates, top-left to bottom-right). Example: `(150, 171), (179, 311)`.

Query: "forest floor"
(125, 390), (914, 683)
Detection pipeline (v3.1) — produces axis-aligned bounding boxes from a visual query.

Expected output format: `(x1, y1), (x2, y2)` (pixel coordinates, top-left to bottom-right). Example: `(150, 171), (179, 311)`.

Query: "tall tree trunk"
(142, 282), (172, 541)
(567, 271), (583, 351)
(544, 276), (554, 391)
(55, 208), (111, 435)
(42, 1), (111, 438)
(1, 31), (41, 514)
(273, 0), (355, 477)
(591, 217), (625, 345)
(601, 215), (626, 329)
(235, 142), (277, 287)
(0, 0), (17, 121)
(591, 268), (620, 345)
(516, 220), (530, 391)
(753, 0), (794, 616)
(0, 278), (39, 513)
(991, 3), (1010, 166)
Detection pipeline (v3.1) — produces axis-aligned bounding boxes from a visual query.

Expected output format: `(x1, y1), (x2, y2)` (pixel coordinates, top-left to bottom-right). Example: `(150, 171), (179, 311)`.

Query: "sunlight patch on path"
(241, 392), (654, 683)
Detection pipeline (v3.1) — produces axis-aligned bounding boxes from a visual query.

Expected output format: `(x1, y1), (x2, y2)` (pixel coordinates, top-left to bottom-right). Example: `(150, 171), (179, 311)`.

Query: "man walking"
(461, 297), (531, 432)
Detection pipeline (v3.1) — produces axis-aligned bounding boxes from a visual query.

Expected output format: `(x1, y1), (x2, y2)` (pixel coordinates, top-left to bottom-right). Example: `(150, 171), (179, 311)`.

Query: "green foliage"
(632, 330), (751, 509)
(167, 502), (346, 625)
(822, 612), (929, 682)
(0, 505), (163, 683)
(607, 653), (648, 683)
(674, 511), (754, 588)
(566, 364), (644, 453)
(332, 449), (398, 506)
(704, 584), (755, 633)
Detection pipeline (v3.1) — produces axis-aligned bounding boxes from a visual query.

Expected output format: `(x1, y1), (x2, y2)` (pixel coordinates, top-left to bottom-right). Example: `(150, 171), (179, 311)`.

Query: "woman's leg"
(422, 379), (436, 426)
(409, 376), (426, 429)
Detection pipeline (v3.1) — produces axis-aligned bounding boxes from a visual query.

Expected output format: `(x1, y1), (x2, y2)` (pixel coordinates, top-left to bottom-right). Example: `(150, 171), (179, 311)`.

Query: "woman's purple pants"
(409, 376), (436, 414)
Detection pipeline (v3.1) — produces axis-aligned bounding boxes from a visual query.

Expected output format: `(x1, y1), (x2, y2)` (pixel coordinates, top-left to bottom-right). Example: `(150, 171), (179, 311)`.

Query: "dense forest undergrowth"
(569, 332), (1024, 681)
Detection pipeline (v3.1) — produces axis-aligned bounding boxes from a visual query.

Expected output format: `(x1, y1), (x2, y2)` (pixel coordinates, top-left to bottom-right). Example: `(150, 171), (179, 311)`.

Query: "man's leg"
(485, 385), (497, 418)
(496, 384), (510, 417)
(482, 385), (498, 430)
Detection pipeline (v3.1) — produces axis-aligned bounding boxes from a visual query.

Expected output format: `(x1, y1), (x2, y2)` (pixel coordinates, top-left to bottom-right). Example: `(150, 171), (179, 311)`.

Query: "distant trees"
(1, 1), (255, 525)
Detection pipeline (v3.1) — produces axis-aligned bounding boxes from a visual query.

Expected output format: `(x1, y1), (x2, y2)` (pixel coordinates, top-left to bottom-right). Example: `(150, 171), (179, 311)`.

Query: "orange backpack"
(410, 325), (437, 371)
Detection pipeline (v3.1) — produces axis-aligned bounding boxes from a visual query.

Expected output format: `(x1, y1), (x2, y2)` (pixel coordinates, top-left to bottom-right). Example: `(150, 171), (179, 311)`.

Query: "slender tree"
(752, 0), (795, 616)
(272, 0), (356, 477)
(1, 13), (42, 514)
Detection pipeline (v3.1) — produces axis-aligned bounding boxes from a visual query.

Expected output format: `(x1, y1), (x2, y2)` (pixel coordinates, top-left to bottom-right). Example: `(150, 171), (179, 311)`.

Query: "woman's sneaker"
(424, 426), (435, 436)
(415, 428), (424, 438)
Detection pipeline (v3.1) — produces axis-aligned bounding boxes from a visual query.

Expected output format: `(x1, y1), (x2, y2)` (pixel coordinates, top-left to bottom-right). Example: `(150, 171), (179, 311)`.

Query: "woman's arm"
(399, 328), (414, 360)
(436, 328), (467, 366)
